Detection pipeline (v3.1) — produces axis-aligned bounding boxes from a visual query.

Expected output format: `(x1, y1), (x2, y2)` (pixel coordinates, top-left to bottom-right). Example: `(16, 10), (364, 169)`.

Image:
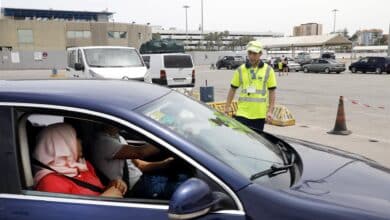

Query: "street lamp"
(201, 0), (204, 34)
(332, 9), (339, 34)
(183, 5), (190, 48)
(200, 0), (204, 49)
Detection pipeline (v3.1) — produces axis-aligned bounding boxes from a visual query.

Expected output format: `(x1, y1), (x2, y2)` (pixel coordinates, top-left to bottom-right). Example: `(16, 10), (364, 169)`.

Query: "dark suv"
(349, 56), (390, 74)
(216, 56), (244, 69)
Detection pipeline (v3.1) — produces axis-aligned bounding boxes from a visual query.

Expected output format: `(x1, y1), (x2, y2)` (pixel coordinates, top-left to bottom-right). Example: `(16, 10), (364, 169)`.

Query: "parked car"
(216, 56), (245, 69)
(321, 52), (336, 60)
(303, 59), (346, 73)
(0, 80), (390, 220)
(349, 56), (390, 74)
(66, 46), (147, 81)
(142, 53), (195, 88)
(287, 58), (302, 72)
(295, 52), (312, 66)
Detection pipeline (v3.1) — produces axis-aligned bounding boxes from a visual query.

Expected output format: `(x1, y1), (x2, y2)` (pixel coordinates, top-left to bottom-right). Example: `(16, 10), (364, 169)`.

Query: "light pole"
(332, 9), (339, 34)
(201, 0), (204, 34)
(388, 23), (390, 56)
(200, 0), (204, 49)
(183, 5), (190, 48)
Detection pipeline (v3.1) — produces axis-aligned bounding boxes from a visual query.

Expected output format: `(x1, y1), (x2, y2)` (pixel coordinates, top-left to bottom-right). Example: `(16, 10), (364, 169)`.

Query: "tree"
(152, 33), (161, 40)
(342, 28), (350, 39)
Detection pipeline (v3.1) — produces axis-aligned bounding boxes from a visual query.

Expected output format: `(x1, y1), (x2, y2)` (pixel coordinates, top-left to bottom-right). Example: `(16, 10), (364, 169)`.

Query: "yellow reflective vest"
(231, 63), (277, 119)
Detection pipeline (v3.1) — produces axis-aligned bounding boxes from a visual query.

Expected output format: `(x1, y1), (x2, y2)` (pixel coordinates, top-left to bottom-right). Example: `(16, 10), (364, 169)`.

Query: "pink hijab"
(33, 123), (88, 184)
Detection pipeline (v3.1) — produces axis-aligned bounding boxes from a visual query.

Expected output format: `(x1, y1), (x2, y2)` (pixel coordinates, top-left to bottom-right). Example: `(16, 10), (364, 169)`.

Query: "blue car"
(0, 80), (389, 220)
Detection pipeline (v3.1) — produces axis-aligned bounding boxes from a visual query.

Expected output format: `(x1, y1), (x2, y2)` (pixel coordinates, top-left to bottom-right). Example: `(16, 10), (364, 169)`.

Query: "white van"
(142, 53), (195, 88)
(67, 46), (148, 81)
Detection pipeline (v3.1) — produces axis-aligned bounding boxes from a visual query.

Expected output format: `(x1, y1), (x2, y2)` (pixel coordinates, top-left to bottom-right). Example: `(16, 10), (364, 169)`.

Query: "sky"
(2, 0), (390, 36)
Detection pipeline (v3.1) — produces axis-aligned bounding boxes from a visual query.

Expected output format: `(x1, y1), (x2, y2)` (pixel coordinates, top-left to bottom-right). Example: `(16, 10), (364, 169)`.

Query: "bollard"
(200, 80), (214, 103)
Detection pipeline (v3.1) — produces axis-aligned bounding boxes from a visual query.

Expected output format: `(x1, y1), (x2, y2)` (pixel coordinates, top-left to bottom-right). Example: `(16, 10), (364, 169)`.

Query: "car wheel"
(351, 67), (357, 73)
(375, 67), (382, 74)
(295, 69), (299, 72)
(324, 68), (330, 74)
(336, 72), (341, 74)
(303, 67), (309, 73)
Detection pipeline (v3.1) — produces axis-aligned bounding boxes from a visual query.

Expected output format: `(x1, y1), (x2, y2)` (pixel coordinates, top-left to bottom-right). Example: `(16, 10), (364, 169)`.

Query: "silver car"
(287, 58), (302, 72)
(303, 59), (346, 74)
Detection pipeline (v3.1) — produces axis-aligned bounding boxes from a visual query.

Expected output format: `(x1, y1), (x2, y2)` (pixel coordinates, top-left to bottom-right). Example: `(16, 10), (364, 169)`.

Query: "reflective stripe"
(261, 65), (272, 95)
(238, 67), (243, 84)
(241, 89), (264, 94)
(238, 97), (267, 102)
(240, 64), (272, 95)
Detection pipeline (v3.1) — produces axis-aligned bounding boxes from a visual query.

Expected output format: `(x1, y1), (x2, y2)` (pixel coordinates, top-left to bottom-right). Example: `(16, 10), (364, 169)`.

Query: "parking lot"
(1, 67), (390, 168)
(195, 66), (390, 167)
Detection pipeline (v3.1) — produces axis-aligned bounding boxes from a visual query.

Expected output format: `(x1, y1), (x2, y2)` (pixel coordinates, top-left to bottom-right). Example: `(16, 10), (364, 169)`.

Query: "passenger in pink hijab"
(33, 123), (127, 197)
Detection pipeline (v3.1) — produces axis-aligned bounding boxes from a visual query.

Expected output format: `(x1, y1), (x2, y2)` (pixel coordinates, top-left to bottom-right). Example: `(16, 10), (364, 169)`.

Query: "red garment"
(36, 161), (105, 196)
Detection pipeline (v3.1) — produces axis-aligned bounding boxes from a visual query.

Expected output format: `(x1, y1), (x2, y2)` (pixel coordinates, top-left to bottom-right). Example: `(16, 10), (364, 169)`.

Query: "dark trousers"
(234, 116), (265, 133)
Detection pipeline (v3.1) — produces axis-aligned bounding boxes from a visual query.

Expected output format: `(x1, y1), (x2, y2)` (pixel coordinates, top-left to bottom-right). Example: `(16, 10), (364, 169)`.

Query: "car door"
(309, 59), (319, 72)
(357, 58), (369, 72)
(318, 59), (329, 72)
(367, 57), (378, 72)
(1, 104), (245, 220)
(163, 54), (194, 87)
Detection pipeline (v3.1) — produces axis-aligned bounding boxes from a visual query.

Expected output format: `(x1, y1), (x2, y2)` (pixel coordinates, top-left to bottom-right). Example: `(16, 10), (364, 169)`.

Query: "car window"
(77, 49), (83, 64)
(360, 58), (369, 63)
(142, 56), (150, 63)
(67, 50), (76, 68)
(137, 92), (290, 188)
(319, 60), (328, 64)
(16, 110), (235, 208)
(164, 55), (193, 68)
(84, 48), (144, 67)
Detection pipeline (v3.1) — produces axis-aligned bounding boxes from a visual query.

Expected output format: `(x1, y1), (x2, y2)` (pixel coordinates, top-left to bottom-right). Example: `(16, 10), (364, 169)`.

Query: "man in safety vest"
(224, 41), (277, 132)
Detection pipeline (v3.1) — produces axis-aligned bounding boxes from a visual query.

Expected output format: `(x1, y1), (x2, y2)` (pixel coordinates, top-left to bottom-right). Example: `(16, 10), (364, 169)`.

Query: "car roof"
(0, 80), (170, 111)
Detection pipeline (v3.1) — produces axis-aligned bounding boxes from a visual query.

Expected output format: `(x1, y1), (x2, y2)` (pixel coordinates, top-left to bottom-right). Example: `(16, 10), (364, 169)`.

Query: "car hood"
(90, 66), (147, 79)
(283, 137), (390, 217)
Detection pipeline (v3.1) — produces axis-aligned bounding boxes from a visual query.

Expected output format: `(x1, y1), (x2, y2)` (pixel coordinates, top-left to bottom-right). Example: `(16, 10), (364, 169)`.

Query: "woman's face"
(76, 138), (83, 159)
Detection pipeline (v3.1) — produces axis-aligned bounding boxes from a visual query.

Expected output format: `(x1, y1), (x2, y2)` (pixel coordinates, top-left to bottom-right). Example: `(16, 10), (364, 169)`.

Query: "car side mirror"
(74, 63), (84, 71)
(168, 178), (226, 220)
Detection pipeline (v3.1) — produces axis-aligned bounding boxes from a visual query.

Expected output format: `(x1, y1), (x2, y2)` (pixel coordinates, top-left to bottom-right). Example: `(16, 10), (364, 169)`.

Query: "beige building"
(293, 23), (323, 37)
(0, 8), (152, 69)
(0, 9), (152, 51)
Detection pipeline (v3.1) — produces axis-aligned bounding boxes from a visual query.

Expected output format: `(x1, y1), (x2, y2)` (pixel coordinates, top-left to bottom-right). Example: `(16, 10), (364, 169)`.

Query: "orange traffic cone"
(328, 96), (352, 135)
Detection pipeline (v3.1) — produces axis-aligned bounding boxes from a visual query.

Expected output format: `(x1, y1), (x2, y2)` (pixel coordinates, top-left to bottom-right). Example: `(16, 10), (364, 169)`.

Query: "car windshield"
(84, 48), (144, 67)
(137, 92), (286, 183)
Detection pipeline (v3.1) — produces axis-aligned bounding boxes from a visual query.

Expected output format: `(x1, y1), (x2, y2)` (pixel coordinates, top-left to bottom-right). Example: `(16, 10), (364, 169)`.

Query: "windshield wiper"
(250, 153), (295, 181)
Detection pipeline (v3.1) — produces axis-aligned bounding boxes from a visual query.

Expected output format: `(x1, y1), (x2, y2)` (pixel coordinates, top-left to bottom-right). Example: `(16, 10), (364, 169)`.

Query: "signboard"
(34, 52), (43, 61)
(11, 52), (20, 63)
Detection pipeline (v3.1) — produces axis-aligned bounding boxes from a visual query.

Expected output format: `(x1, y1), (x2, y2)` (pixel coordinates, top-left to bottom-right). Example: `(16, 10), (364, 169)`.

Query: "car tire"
(351, 67), (357, 73)
(324, 68), (330, 74)
(336, 72), (341, 74)
(295, 69), (299, 72)
(375, 67), (382, 74)
(303, 67), (309, 73)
